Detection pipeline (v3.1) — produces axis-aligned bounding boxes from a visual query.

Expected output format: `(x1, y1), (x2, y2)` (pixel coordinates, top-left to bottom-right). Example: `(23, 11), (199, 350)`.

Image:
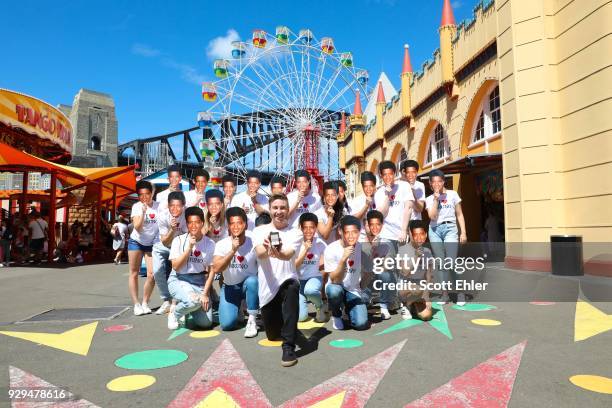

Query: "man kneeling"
(167, 207), (216, 330)
(213, 207), (259, 337)
(397, 220), (433, 321)
(324, 215), (369, 331)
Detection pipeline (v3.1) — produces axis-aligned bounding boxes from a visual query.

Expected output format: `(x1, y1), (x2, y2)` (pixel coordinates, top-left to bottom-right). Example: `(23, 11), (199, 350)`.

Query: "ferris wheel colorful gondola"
(276, 26), (289, 44)
(356, 70), (369, 85)
(214, 60), (230, 78)
(201, 82), (217, 102)
(252, 29), (267, 48)
(231, 41), (247, 58)
(321, 37), (335, 54)
(299, 29), (313, 44)
(197, 111), (213, 129)
(340, 52), (353, 67)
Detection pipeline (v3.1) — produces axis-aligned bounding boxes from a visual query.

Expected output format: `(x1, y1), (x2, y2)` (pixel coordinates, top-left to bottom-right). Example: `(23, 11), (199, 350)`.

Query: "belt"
(438, 221), (456, 225)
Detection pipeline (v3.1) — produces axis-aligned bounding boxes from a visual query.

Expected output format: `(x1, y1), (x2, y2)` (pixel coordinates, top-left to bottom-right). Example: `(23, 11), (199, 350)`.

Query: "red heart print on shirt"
(213, 229), (220, 235)
(306, 253), (314, 260)
(348, 259), (354, 267)
(199, 202), (206, 208)
(236, 255), (244, 263)
(302, 203), (309, 208)
(390, 195), (395, 201)
(149, 213), (155, 219)
(193, 249), (201, 257)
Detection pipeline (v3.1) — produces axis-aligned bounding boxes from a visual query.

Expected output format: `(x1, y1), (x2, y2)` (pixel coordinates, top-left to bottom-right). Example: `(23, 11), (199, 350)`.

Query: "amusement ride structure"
(119, 27), (371, 189)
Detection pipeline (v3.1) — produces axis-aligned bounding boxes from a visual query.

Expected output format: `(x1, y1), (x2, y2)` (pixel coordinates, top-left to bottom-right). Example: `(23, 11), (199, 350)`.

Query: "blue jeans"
(429, 223), (460, 284)
(325, 283), (368, 330)
(298, 276), (323, 321)
(218, 275), (259, 331)
(152, 242), (172, 301)
(363, 270), (398, 306)
(168, 273), (213, 329)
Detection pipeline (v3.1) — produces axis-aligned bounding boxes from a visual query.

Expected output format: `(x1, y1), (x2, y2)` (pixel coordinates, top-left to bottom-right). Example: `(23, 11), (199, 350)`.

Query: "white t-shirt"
(157, 209), (187, 246)
(425, 190), (462, 227)
(168, 233), (215, 286)
(314, 207), (339, 245)
(349, 194), (377, 242)
(29, 219), (48, 240)
(112, 223), (128, 241)
(230, 192), (269, 230)
(324, 240), (362, 296)
(409, 180), (426, 221)
(252, 223), (302, 307)
(287, 190), (323, 228)
(207, 222), (229, 243)
(364, 237), (396, 275)
(213, 233), (258, 285)
(184, 189), (207, 209)
(129, 201), (160, 246)
(297, 237), (327, 280)
(155, 187), (181, 212)
(374, 181), (415, 241)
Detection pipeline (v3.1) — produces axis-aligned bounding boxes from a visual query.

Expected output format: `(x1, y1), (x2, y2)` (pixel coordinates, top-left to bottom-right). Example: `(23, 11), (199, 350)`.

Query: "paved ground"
(0, 262), (611, 407)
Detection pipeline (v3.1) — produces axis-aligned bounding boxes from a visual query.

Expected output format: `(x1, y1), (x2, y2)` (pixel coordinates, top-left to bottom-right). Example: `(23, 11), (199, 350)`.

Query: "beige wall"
(341, 0), (611, 270)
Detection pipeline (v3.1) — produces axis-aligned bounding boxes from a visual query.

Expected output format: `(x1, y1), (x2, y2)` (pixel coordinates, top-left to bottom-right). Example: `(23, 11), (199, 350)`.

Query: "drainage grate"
(17, 306), (129, 324)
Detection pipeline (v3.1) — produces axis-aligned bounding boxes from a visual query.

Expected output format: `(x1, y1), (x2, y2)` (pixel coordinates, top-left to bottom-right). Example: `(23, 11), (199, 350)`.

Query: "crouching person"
(324, 215), (369, 331)
(397, 220), (434, 321)
(167, 207), (216, 330)
(213, 207), (259, 337)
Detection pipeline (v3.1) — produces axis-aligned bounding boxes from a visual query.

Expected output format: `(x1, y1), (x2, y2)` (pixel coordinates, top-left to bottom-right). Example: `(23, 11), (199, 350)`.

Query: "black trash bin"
(550, 235), (584, 276)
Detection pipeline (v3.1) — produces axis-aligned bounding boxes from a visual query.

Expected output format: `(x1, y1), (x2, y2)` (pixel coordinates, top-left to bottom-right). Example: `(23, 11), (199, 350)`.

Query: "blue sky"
(1, 0), (474, 145)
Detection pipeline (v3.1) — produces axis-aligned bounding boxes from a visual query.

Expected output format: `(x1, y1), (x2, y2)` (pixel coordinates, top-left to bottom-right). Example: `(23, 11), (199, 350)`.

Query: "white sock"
(247, 312), (257, 323)
(380, 303), (389, 312)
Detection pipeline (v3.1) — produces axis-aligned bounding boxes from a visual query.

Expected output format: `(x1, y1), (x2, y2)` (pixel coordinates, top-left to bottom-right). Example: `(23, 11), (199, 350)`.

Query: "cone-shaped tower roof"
(440, 0), (456, 27)
(402, 44), (413, 74)
(353, 90), (363, 115)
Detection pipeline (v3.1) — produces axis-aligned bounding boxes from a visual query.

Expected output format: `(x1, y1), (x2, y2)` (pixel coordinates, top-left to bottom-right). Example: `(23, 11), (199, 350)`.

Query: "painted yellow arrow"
(0, 321), (98, 356)
(195, 387), (240, 408)
(309, 391), (346, 408)
(575, 300), (612, 342)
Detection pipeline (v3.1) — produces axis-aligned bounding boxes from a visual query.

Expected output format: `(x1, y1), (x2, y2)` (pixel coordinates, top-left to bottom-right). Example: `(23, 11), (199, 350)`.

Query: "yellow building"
(339, 0), (611, 276)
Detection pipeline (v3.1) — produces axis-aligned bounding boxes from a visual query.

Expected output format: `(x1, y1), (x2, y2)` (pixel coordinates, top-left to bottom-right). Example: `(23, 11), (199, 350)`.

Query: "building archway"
(460, 79), (502, 156)
(90, 135), (101, 151)
(418, 120), (450, 170)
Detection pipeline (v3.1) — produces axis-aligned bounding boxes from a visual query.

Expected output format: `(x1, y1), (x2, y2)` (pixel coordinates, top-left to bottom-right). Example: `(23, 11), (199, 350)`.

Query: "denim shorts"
(127, 238), (153, 253)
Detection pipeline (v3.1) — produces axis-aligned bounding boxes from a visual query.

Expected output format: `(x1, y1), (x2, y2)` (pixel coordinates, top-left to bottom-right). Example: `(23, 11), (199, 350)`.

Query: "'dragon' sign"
(0, 88), (73, 154)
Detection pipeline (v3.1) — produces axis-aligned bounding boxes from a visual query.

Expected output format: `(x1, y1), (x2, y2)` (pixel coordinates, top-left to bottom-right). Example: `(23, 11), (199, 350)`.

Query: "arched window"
(472, 85), (501, 144)
(90, 136), (101, 151)
(425, 124), (449, 165)
(397, 147), (409, 169)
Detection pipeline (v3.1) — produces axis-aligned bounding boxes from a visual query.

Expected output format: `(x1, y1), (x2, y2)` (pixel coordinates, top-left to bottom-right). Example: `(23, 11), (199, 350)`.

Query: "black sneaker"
(281, 346), (298, 367)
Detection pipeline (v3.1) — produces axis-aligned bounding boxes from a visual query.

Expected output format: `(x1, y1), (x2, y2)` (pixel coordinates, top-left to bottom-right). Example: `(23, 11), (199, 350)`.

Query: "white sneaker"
(400, 306), (413, 320)
(133, 303), (144, 316)
(437, 294), (450, 305)
(332, 316), (344, 330)
(141, 303), (152, 314)
(380, 308), (391, 320)
(244, 319), (258, 338)
(315, 305), (328, 323)
(156, 301), (171, 315)
(456, 293), (466, 307)
(167, 313), (179, 330)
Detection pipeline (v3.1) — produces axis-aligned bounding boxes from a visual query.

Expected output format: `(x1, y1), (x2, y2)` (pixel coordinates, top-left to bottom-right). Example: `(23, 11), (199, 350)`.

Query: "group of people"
(127, 161), (468, 367)
(0, 211), (50, 266)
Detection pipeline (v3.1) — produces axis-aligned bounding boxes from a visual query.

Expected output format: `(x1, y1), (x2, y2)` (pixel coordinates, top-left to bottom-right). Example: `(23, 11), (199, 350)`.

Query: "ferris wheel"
(198, 26), (371, 186)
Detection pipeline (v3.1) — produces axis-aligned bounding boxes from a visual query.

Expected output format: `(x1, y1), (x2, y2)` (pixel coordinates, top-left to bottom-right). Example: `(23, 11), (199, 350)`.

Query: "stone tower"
(66, 89), (118, 167)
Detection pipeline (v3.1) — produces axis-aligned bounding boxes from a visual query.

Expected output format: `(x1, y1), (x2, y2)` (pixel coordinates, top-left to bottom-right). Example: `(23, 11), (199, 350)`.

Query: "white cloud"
(206, 29), (240, 60)
(131, 43), (161, 57)
(162, 59), (205, 85)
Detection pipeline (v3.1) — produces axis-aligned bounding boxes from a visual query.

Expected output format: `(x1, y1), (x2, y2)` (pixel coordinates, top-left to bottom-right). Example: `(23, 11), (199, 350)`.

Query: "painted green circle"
(115, 350), (188, 370)
(329, 339), (363, 349)
(451, 303), (497, 311)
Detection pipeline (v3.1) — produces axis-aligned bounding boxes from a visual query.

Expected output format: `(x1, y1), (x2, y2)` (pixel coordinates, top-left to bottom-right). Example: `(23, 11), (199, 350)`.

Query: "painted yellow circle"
(258, 339), (282, 347)
(189, 330), (220, 339)
(471, 319), (502, 326)
(106, 375), (156, 392)
(298, 319), (325, 330)
(570, 375), (612, 394)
